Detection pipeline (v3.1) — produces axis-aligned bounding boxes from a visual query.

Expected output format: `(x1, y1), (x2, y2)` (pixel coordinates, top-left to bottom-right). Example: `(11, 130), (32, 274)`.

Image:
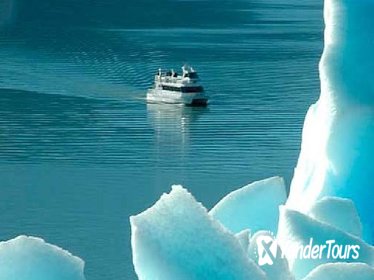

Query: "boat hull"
(147, 89), (208, 106)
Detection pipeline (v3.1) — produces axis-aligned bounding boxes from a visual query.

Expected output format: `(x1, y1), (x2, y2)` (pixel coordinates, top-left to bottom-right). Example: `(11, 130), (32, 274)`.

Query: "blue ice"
(0, 236), (85, 280)
(210, 176), (287, 235)
(287, 0), (374, 243)
(130, 185), (266, 280)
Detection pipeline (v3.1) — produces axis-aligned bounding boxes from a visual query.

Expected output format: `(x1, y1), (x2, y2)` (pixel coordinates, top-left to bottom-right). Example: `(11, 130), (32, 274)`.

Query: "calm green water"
(0, 0), (323, 279)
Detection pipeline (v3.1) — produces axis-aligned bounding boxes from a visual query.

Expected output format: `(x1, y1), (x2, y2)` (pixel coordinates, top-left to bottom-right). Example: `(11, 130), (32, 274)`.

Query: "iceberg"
(302, 263), (374, 280)
(287, 0), (374, 243)
(210, 176), (287, 234)
(277, 206), (374, 280)
(308, 196), (362, 238)
(130, 185), (266, 280)
(0, 235), (86, 280)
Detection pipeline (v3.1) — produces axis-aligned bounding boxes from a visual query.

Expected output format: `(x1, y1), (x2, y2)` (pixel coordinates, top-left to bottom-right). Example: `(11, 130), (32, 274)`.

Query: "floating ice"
(130, 185), (266, 280)
(287, 0), (374, 243)
(302, 263), (374, 280)
(248, 231), (294, 280)
(277, 206), (374, 280)
(308, 197), (362, 238)
(0, 235), (85, 280)
(210, 176), (287, 234)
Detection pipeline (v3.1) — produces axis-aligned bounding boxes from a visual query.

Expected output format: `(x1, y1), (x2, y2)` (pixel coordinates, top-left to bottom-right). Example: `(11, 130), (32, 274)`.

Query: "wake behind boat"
(147, 65), (208, 106)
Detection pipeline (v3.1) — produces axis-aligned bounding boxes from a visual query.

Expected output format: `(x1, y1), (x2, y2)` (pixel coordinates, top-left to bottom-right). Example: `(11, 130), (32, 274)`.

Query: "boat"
(147, 65), (208, 106)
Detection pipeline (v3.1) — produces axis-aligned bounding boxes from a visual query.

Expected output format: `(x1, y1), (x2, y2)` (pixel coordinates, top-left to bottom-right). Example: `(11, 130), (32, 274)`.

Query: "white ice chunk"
(248, 231), (294, 280)
(287, 0), (374, 243)
(210, 176), (287, 234)
(130, 185), (266, 280)
(302, 263), (374, 280)
(308, 197), (362, 238)
(0, 235), (85, 280)
(277, 206), (374, 280)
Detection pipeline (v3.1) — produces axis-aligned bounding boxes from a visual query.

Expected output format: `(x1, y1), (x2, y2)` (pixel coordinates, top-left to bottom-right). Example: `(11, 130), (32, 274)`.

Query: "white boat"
(147, 65), (208, 106)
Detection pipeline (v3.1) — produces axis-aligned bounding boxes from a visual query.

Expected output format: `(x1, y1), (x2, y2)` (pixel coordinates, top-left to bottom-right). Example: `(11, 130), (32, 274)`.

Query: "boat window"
(162, 85), (181, 92)
(181, 86), (204, 93)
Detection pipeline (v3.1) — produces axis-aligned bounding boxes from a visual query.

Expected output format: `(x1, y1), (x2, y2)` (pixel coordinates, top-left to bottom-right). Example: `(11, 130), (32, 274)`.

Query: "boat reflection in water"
(146, 103), (208, 179)
(147, 102), (207, 145)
